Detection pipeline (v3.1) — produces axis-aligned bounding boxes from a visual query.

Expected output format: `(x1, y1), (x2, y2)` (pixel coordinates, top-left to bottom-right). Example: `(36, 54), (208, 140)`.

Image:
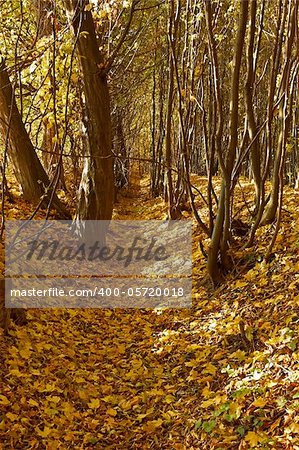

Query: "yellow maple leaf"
(62, 402), (75, 414)
(8, 347), (19, 357)
(0, 395), (10, 406)
(202, 387), (214, 398)
(74, 377), (85, 383)
(6, 412), (18, 421)
(71, 73), (79, 84)
(202, 394), (226, 408)
(36, 426), (52, 438)
(203, 363), (217, 375)
(164, 394), (175, 404)
(253, 397), (267, 408)
(102, 395), (117, 403)
(245, 431), (265, 447)
(287, 422), (299, 434)
(143, 418), (163, 433)
(19, 348), (31, 359)
(42, 384), (56, 392)
(185, 359), (197, 368)
(28, 399), (39, 407)
(78, 390), (89, 401)
(131, 358), (143, 369)
(235, 280), (247, 288)
(201, 398), (215, 408)
(47, 396), (61, 404)
(9, 369), (23, 377)
(106, 408), (117, 417)
(136, 413), (150, 422)
(88, 398), (100, 409)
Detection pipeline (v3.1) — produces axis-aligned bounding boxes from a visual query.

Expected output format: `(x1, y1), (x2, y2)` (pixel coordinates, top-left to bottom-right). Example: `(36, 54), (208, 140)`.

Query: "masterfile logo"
(5, 220), (192, 309)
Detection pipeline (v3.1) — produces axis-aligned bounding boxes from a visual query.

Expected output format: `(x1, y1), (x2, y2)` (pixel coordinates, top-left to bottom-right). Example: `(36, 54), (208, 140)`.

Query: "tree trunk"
(246, 0), (285, 245)
(0, 279), (27, 333)
(207, 0), (248, 283)
(113, 108), (128, 201)
(64, 0), (114, 229)
(0, 64), (69, 217)
(33, 0), (53, 39)
(245, 0), (261, 213)
(165, 0), (176, 219)
(33, 0), (66, 189)
(262, 1), (297, 224)
(0, 278), (9, 332)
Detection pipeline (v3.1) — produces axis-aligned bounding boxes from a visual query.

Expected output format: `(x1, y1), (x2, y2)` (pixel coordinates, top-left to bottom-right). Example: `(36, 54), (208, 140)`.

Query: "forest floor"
(1, 174), (299, 449)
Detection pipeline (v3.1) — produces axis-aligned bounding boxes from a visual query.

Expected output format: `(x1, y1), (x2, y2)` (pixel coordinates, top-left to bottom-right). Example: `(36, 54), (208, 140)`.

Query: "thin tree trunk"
(0, 278), (9, 332)
(0, 279), (27, 332)
(113, 107), (128, 201)
(64, 0), (114, 231)
(262, 1), (297, 224)
(245, 0), (261, 213)
(246, 0), (284, 245)
(207, 0), (248, 283)
(165, 0), (176, 219)
(0, 64), (69, 217)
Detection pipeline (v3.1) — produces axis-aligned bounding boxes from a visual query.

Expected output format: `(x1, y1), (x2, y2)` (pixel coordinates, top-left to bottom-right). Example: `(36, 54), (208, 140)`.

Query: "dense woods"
(1, 0), (299, 448)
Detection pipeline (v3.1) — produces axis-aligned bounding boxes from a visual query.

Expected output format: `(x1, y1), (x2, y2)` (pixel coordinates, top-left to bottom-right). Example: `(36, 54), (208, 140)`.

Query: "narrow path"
(1, 181), (200, 449)
(1, 180), (298, 449)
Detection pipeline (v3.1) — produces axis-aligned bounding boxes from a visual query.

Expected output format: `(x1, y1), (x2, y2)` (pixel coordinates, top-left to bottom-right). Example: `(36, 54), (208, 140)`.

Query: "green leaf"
(236, 426), (246, 436)
(202, 420), (216, 433)
(194, 420), (202, 430)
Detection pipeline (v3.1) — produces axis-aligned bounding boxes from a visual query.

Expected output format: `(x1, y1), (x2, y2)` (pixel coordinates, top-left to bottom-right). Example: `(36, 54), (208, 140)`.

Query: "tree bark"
(246, 0), (284, 245)
(64, 0), (114, 229)
(0, 64), (69, 217)
(33, 0), (66, 189)
(0, 278), (9, 332)
(262, 1), (297, 224)
(0, 279), (27, 333)
(113, 108), (128, 201)
(245, 0), (261, 212)
(207, 0), (248, 283)
(165, 0), (176, 219)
